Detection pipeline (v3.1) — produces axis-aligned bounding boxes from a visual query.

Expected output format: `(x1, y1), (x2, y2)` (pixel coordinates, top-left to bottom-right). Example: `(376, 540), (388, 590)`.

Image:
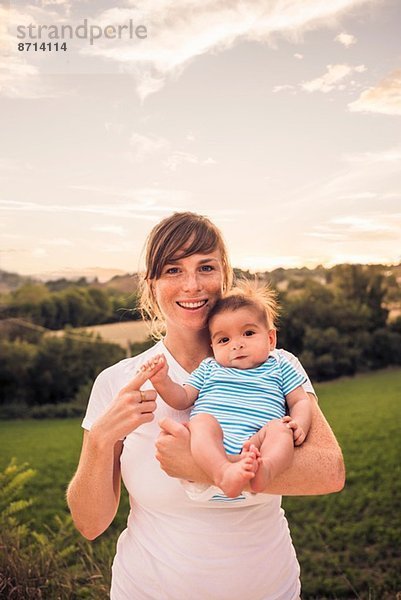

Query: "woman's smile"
(176, 299), (209, 310)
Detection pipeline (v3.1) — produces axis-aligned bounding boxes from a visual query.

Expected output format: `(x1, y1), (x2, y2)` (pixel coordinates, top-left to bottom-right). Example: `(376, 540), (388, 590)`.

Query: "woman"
(67, 212), (345, 599)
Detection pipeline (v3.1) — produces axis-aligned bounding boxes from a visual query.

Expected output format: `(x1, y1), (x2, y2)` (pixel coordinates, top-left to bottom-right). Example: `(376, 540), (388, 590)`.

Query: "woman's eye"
(200, 265), (213, 272)
(244, 330), (255, 337)
(165, 267), (180, 275)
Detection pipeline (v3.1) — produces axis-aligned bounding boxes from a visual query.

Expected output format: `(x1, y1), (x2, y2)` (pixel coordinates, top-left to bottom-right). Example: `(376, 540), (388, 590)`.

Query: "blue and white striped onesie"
(187, 351), (306, 455)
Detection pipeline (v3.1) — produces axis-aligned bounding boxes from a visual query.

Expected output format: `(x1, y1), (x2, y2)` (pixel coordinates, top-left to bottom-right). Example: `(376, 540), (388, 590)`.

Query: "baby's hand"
(138, 354), (168, 384)
(282, 416), (306, 446)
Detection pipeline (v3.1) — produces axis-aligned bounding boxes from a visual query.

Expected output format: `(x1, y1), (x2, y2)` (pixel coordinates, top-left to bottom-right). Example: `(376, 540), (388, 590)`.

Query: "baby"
(141, 283), (312, 498)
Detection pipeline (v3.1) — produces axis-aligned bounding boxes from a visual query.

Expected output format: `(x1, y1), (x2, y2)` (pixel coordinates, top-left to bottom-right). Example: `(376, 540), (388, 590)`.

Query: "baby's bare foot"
(216, 450), (258, 498)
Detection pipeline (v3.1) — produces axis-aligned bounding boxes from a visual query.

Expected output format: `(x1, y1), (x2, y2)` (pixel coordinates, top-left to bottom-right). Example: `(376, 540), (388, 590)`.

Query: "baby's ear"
(269, 329), (277, 349)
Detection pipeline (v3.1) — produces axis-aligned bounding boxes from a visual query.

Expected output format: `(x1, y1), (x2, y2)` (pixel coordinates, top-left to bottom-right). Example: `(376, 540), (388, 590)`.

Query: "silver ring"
(139, 390), (146, 403)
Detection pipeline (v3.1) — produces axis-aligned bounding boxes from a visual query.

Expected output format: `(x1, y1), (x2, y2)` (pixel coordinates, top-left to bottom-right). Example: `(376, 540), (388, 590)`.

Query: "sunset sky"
(1, 0), (400, 280)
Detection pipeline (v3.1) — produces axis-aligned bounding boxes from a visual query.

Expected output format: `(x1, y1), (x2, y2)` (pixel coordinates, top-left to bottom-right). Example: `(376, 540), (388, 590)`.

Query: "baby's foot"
(216, 450), (258, 498)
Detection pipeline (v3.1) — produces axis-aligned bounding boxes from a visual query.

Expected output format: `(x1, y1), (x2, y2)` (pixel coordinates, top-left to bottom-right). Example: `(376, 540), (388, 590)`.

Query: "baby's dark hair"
(208, 280), (279, 330)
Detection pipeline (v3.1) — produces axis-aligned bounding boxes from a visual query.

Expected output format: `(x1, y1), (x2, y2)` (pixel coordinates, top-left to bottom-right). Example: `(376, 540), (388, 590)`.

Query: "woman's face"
(153, 250), (224, 335)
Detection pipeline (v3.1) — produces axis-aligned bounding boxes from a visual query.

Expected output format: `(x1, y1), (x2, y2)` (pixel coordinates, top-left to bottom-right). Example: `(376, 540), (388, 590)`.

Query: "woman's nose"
(182, 272), (201, 292)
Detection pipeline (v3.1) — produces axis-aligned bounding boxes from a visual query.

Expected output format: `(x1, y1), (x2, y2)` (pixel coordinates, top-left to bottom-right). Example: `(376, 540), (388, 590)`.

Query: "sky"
(0, 0), (400, 281)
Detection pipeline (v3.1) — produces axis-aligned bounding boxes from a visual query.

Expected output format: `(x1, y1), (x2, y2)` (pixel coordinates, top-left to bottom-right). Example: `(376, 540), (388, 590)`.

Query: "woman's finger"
(138, 389), (157, 402)
(121, 368), (155, 393)
(158, 417), (189, 437)
(140, 400), (157, 414)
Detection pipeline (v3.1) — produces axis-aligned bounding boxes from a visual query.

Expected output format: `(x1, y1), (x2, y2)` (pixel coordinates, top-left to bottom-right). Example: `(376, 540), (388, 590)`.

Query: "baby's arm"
(140, 354), (198, 410)
(284, 386), (313, 446)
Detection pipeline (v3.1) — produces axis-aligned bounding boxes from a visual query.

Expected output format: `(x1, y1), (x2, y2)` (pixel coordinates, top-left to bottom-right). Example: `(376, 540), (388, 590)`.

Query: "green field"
(1, 368), (401, 599)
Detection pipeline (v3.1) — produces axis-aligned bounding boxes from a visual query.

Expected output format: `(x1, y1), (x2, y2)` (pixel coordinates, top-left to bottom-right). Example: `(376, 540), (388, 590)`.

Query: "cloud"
(344, 148), (401, 164)
(301, 63), (365, 93)
(306, 213), (401, 243)
(273, 84), (295, 93)
(69, 184), (190, 205)
(332, 214), (399, 233)
(275, 143), (401, 229)
(335, 32), (356, 46)
(129, 132), (170, 161)
(91, 225), (126, 236)
(45, 238), (74, 246)
(32, 248), (47, 258)
(81, 0), (371, 100)
(348, 69), (401, 116)
(163, 151), (216, 171)
(337, 192), (377, 200)
(0, 188), (191, 217)
(233, 254), (304, 271)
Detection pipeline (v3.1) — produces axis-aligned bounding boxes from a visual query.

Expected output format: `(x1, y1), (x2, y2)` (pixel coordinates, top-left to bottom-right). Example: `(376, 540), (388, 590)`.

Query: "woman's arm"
(264, 393), (345, 495)
(67, 432), (123, 540)
(156, 394), (345, 495)
(67, 370), (157, 539)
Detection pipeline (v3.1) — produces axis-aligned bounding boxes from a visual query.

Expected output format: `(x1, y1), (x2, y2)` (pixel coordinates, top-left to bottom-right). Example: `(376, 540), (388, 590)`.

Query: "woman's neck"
(163, 327), (212, 373)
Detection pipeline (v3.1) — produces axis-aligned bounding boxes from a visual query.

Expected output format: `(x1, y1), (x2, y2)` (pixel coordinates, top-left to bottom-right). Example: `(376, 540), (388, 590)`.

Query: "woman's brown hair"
(139, 212), (233, 339)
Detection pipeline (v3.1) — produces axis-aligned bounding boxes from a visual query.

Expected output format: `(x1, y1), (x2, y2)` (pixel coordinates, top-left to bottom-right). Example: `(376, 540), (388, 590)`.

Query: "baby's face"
(209, 307), (276, 369)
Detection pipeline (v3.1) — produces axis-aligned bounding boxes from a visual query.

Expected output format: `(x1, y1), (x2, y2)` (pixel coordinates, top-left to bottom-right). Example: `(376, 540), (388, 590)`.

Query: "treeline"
(0, 277), (145, 418)
(0, 280), (140, 330)
(1, 264), (401, 418)
(277, 265), (401, 380)
(0, 332), (127, 418)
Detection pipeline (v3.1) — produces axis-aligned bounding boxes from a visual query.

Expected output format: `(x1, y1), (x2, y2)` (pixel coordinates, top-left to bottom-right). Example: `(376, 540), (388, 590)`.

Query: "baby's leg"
(244, 419), (294, 493)
(189, 414), (258, 498)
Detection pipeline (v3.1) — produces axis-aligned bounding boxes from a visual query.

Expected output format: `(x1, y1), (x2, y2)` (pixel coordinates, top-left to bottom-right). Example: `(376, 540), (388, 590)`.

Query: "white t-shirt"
(82, 341), (315, 600)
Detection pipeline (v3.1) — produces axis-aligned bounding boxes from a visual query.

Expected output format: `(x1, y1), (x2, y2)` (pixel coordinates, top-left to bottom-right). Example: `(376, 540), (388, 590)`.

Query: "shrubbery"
(277, 267), (401, 380)
(0, 282), (140, 329)
(0, 335), (125, 416)
(0, 459), (110, 599)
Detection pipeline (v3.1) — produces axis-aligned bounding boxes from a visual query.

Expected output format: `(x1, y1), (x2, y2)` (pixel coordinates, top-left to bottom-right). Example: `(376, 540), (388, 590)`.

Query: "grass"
(284, 367), (401, 599)
(0, 368), (400, 598)
(0, 419), (130, 537)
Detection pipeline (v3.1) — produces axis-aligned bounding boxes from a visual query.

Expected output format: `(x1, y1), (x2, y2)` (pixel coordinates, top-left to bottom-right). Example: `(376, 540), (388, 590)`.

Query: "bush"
(0, 402), (30, 420)
(0, 335), (125, 410)
(0, 340), (37, 405)
(29, 402), (85, 419)
(0, 459), (110, 599)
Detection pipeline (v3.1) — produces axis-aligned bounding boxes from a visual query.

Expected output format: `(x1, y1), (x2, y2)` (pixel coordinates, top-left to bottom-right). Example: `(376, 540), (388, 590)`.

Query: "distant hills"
(1, 262), (401, 299)
(0, 269), (140, 295)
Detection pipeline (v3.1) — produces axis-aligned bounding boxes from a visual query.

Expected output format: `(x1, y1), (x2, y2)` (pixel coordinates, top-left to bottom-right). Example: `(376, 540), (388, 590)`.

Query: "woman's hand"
(91, 369), (157, 445)
(156, 417), (210, 483)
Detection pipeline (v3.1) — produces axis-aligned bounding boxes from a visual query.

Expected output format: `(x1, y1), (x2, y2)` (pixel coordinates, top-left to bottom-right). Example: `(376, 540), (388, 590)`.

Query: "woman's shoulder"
(275, 348), (298, 366)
